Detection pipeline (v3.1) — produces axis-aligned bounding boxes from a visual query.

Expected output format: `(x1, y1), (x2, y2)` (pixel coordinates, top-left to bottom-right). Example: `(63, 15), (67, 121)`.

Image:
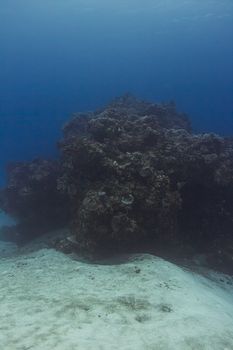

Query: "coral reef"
(1, 95), (233, 272)
(0, 159), (70, 243)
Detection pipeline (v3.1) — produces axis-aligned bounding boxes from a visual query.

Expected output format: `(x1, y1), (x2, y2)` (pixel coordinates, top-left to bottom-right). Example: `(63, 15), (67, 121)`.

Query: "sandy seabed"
(0, 239), (233, 350)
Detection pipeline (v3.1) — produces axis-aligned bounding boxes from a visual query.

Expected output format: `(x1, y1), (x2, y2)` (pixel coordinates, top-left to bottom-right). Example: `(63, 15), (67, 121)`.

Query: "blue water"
(0, 0), (233, 186)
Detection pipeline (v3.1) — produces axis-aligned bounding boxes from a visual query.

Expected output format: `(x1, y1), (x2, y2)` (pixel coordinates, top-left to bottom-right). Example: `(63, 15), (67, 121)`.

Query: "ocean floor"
(0, 238), (233, 350)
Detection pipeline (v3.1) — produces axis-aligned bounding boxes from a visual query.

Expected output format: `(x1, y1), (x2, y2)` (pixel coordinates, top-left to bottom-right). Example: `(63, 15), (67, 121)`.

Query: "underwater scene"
(0, 1), (233, 349)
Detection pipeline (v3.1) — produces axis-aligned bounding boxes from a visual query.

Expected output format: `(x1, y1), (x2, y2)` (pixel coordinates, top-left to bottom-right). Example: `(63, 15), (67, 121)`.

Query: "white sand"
(0, 247), (233, 350)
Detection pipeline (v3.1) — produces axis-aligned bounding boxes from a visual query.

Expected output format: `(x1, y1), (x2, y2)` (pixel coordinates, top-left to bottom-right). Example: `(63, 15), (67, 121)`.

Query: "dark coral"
(0, 159), (70, 243)
(1, 94), (233, 272)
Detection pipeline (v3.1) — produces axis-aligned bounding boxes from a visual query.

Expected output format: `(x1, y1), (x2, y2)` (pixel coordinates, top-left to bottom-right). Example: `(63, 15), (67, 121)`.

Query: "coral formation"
(0, 159), (70, 243)
(1, 95), (233, 272)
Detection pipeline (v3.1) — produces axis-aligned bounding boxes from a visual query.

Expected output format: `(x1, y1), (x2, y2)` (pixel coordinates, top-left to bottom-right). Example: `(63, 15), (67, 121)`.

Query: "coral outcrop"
(1, 95), (233, 272)
(0, 159), (70, 243)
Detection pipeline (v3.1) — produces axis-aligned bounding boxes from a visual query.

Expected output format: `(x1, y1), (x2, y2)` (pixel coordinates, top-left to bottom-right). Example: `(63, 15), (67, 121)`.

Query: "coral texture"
(1, 95), (233, 271)
(0, 159), (70, 242)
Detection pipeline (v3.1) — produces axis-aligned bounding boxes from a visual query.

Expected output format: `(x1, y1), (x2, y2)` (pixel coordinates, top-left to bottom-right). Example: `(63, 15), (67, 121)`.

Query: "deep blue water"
(0, 0), (233, 186)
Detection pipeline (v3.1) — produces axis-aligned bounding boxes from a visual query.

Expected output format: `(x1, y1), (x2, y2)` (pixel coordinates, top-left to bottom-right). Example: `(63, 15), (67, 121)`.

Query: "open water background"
(0, 0), (233, 186)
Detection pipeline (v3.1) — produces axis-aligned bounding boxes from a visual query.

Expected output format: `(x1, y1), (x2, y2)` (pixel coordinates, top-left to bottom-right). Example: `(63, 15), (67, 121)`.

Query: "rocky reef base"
(1, 95), (233, 273)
